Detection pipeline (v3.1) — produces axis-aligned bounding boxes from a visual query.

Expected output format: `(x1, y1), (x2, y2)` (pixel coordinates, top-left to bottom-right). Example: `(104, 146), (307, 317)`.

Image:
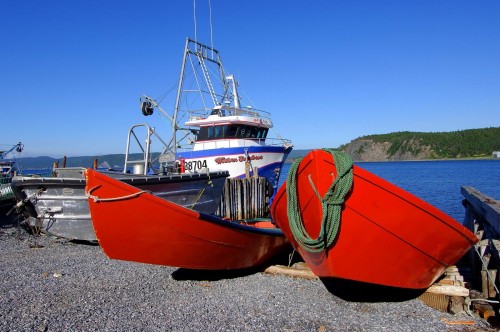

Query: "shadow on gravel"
(321, 277), (426, 302)
(70, 239), (100, 246)
(171, 267), (261, 281)
(0, 205), (30, 239)
(172, 248), (297, 281)
(0, 204), (21, 229)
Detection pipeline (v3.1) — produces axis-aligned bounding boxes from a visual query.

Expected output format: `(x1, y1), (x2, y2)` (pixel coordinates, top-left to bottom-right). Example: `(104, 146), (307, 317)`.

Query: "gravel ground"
(0, 212), (496, 332)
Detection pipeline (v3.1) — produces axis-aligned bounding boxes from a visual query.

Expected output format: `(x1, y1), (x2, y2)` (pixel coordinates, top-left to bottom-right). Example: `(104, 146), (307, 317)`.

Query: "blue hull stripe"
(177, 145), (287, 159)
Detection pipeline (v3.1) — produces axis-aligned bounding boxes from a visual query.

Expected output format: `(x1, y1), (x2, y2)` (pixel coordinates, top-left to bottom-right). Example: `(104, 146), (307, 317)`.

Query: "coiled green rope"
(286, 148), (353, 253)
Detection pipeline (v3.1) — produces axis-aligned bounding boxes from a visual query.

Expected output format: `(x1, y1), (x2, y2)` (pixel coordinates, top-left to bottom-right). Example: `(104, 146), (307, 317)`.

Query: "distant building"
(493, 151), (500, 158)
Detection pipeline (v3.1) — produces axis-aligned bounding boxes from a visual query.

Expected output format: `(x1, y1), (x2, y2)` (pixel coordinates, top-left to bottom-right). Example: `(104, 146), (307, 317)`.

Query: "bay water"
(279, 159), (500, 223)
(23, 160), (500, 223)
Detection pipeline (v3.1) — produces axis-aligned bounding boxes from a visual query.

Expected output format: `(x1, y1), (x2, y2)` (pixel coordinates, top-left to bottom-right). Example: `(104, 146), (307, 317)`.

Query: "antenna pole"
(209, 0), (214, 57)
(193, 0), (197, 48)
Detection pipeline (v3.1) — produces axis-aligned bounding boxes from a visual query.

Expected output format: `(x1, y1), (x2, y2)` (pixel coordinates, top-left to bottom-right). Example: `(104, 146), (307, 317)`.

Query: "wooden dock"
(462, 186), (500, 299)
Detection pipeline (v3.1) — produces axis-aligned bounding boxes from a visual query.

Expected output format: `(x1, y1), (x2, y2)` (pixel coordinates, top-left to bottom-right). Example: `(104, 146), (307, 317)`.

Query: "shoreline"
(286, 156), (498, 164)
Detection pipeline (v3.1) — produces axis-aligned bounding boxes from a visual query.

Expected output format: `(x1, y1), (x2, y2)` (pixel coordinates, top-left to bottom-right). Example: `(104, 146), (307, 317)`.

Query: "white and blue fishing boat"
(140, 38), (292, 193)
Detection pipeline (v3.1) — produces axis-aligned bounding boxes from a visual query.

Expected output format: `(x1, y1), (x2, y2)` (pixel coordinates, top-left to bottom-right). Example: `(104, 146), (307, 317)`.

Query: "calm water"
(23, 160), (500, 222)
(279, 159), (500, 222)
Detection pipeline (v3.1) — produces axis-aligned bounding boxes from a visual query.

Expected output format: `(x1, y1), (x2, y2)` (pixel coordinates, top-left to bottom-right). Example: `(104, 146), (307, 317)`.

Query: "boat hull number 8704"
(183, 160), (208, 171)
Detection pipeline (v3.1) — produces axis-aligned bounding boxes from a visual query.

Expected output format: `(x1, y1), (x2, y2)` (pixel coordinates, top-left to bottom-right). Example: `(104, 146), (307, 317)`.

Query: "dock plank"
(461, 186), (500, 235)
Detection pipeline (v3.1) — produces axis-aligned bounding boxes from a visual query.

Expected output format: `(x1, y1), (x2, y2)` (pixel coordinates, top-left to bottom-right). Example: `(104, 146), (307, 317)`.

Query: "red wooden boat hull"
(85, 169), (289, 270)
(271, 150), (478, 289)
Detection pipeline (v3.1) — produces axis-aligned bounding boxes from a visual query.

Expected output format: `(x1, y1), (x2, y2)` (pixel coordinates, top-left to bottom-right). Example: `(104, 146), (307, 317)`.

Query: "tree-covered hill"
(340, 127), (500, 161)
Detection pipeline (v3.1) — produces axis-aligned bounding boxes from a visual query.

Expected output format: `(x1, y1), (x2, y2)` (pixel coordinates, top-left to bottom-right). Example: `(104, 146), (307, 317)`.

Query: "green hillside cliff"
(339, 127), (500, 161)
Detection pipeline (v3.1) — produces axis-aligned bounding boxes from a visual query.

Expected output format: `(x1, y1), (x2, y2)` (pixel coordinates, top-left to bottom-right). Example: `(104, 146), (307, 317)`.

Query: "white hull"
(179, 148), (289, 180)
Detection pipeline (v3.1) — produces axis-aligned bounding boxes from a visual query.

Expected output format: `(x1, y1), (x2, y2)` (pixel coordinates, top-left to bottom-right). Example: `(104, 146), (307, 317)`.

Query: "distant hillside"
(339, 127), (500, 161)
(285, 149), (310, 162)
(17, 149), (313, 169)
(15, 127), (500, 169)
(20, 151), (308, 169)
(18, 153), (158, 170)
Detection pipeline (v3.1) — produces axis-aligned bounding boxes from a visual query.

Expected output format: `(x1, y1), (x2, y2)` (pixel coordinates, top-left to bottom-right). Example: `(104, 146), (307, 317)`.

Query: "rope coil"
(286, 148), (353, 253)
(86, 185), (151, 202)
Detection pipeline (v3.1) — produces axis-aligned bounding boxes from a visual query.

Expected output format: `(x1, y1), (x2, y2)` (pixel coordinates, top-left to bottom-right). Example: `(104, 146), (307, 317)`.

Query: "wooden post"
(245, 162), (250, 178)
(52, 161), (58, 177)
(481, 269), (497, 298)
(216, 176), (272, 220)
(224, 179), (230, 219)
(253, 166), (259, 178)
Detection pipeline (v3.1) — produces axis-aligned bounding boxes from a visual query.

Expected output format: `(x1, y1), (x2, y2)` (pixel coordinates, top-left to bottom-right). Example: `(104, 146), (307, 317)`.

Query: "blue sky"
(1, 1), (499, 158)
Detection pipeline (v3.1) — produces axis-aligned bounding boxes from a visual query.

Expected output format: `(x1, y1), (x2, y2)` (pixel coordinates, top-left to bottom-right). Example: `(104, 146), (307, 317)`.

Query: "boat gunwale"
(11, 170), (229, 187)
(86, 168), (284, 238)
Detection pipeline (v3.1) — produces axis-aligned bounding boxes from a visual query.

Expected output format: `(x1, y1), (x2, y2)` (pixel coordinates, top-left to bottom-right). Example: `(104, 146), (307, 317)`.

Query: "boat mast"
(171, 39), (230, 152)
(172, 38), (191, 155)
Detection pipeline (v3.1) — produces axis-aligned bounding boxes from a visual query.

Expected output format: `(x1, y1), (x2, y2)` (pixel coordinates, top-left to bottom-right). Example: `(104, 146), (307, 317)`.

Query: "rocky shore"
(0, 211), (495, 332)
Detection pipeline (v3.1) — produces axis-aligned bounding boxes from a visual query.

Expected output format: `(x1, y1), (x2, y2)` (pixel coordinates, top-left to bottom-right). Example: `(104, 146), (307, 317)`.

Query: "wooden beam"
(264, 265), (318, 280)
(462, 186), (500, 234)
(425, 284), (470, 297)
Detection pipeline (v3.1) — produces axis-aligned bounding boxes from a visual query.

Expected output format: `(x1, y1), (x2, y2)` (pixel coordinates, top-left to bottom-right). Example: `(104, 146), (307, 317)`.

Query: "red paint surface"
(271, 150), (478, 289)
(85, 169), (289, 270)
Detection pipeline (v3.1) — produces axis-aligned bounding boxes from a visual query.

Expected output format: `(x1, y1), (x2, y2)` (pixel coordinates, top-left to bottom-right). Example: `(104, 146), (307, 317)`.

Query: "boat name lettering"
(214, 155), (264, 164)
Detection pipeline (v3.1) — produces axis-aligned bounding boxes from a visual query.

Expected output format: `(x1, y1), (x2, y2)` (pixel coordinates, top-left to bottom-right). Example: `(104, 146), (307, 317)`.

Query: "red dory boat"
(85, 168), (289, 270)
(271, 149), (478, 289)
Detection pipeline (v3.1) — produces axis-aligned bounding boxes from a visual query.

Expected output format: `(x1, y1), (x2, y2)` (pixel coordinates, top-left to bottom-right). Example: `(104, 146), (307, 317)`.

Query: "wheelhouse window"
(197, 125), (229, 140)
(197, 124), (268, 141)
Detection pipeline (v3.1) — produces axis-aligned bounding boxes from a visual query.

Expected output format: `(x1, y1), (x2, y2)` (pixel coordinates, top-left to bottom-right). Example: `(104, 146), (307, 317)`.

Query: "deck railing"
(187, 106), (273, 123)
(193, 137), (292, 150)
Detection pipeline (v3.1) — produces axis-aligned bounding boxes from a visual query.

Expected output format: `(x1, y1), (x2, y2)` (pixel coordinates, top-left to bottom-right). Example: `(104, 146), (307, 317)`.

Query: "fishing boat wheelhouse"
(190, 105), (271, 147)
(141, 39), (292, 191)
